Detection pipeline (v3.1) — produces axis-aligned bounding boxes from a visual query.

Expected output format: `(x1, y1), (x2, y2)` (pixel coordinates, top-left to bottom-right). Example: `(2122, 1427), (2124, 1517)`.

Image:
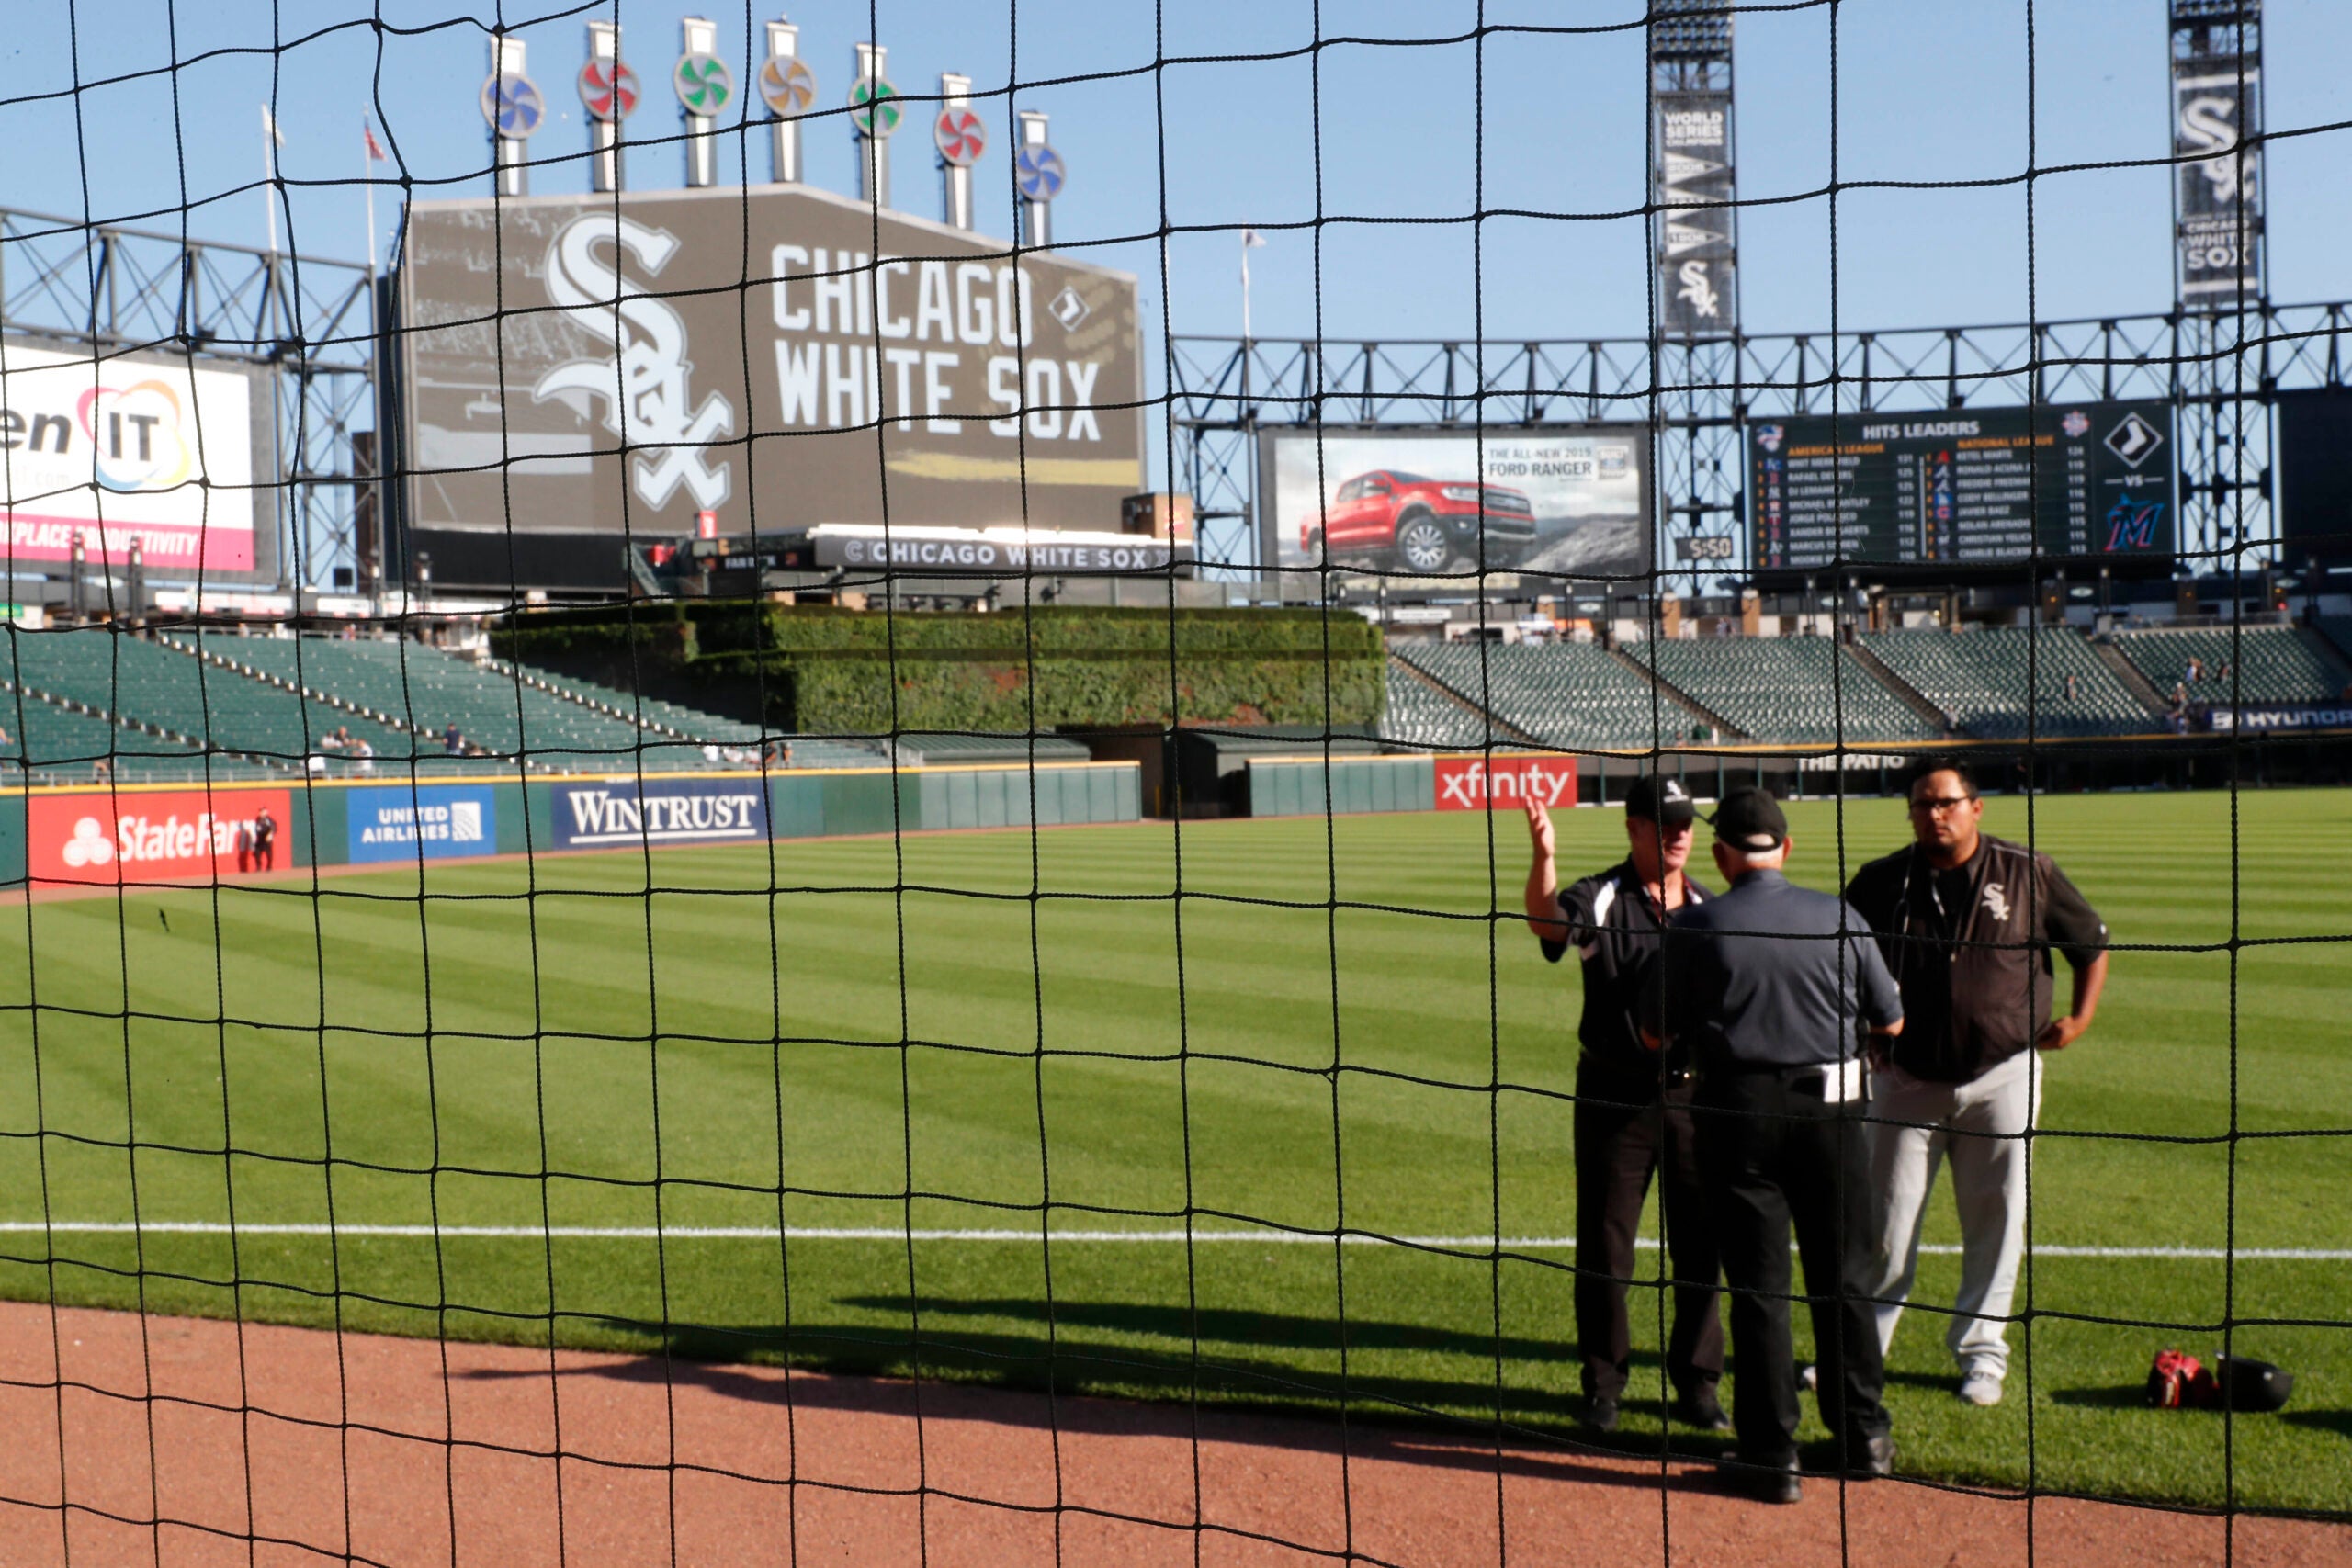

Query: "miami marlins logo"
(534, 214), (734, 513)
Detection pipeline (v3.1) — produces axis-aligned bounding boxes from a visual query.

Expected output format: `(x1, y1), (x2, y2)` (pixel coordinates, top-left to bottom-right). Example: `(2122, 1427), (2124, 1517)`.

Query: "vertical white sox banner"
(2174, 60), (2263, 306)
(1654, 90), (1736, 337)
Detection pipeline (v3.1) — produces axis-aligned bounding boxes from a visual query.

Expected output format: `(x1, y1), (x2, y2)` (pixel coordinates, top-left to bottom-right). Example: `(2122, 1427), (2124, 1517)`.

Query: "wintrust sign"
(30, 788), (292, 886)
(552, 777), (767, 849)
(1432, 755), (1578, 811)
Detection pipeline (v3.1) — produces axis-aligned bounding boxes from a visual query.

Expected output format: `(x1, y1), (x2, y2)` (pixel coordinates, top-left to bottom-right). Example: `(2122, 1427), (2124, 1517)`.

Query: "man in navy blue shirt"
(1645, 788), (1904, 1503)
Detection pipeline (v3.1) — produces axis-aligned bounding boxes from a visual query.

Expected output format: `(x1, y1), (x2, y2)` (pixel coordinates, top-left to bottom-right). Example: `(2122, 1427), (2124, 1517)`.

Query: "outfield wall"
(0, 761), (1142, 888)
(1246, 753), (1577, 817)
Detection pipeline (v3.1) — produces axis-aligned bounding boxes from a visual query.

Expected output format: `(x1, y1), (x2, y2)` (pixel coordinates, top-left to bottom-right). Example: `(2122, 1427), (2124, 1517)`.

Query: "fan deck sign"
(31, 788), (293, 886)
(397, 185), (1145, 554)
(1432, 755), (1578, 811)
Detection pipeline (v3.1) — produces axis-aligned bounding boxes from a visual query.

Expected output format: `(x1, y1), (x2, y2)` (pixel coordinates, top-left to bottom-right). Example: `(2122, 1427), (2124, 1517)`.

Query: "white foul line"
(0, 1223), (2345, 1262)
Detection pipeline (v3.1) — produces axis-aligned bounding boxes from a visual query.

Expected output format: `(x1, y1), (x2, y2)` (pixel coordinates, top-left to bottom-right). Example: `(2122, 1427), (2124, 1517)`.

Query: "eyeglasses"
(1908, 795), (1976, 814)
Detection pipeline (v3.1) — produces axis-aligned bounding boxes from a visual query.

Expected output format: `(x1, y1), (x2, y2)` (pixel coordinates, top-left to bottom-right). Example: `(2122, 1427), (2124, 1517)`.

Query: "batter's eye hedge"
(493, 603), (1387, 734)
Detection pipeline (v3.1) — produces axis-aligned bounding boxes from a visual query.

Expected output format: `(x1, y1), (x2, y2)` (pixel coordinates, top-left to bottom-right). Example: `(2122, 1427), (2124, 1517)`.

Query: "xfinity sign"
(554, 777), (768, 849)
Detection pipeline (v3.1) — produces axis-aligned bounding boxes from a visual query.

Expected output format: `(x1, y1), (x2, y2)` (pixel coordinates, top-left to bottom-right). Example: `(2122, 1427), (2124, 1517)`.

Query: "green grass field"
(3, 789), (2348, 1514)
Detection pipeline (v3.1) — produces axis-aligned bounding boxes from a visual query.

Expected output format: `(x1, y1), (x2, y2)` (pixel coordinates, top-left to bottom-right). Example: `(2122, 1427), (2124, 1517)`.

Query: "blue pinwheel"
(1015, 143), (1066, 202)
(480, 73), (545, 138)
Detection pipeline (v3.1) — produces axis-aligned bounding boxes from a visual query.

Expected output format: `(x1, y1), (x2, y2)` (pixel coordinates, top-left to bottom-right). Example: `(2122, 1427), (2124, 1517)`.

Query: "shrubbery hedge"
(495, 604), (1385, 734)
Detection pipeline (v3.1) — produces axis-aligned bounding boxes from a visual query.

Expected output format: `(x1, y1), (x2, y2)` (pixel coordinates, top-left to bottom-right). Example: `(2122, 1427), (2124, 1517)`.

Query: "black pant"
(1694, 1067), (1889, 1466)
(1573, 1056), (1723, 1403)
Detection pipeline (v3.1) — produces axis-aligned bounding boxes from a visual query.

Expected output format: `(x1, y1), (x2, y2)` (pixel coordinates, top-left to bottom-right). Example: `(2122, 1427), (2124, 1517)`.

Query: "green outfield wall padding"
(1244, 755), (1436, 818)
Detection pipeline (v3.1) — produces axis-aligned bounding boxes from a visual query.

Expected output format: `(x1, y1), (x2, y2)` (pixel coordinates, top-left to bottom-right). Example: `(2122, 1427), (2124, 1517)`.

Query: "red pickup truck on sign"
(1301, 469), (1538, 572)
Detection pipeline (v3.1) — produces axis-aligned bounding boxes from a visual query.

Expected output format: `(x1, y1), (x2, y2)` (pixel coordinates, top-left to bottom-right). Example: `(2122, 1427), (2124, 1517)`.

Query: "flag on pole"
(261, 104), (286, 147)
(362, 119), (388, 162)
(1241, 228), (1268, 250)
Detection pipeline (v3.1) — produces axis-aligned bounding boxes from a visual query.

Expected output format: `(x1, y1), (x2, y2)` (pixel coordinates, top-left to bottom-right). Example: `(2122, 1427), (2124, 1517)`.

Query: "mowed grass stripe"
(2, 790), (2347, 1512)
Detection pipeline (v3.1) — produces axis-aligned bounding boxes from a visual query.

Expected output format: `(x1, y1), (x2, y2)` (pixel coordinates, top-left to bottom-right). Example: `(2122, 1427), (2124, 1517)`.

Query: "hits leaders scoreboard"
(1749, 401), (2177, 573)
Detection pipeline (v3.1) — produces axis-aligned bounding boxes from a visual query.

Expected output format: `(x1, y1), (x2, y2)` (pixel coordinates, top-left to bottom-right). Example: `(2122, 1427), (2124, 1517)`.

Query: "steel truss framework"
(0, 206), (375, 596)
(1172, 299), (2351, 590)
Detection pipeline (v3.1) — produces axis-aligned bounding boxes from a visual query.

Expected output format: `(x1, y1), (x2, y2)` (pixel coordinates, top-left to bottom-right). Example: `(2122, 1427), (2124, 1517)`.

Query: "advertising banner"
(346, 784), (496, 862)
(1432, 754), (1578, 812)
(29, 787), (292, 886)
(0, 341), (271, 581)
(1261, 425), (1650, 580)
(1655, 89), (1737, 336)
(551, 775), (768, 850)
(397, 185), (1145, 584)
(2209, 704), (2352, 734)
(2174, 61), (2263, 305)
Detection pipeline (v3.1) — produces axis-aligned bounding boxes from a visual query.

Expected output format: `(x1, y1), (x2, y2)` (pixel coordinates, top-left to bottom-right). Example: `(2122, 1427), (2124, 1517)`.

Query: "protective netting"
(2, 2), (2347, 1564)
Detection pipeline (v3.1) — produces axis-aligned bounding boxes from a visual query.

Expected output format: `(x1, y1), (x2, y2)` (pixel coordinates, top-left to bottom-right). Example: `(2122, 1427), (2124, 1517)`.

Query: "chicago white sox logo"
(535, 214), (735, 513)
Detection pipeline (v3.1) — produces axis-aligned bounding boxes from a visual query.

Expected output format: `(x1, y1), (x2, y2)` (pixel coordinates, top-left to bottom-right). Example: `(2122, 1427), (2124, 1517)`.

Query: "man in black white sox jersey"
(1522, 774), (1725, 1437)
(1845, 757), (2109, 1411)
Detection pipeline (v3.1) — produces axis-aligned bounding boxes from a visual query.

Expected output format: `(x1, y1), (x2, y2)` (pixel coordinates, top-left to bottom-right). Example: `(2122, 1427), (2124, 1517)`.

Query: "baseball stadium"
(1, 2), (2347, 1564)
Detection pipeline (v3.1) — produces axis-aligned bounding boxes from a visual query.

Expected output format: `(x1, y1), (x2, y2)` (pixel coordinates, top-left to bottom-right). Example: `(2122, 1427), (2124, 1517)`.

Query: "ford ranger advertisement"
(1261, 426), (1649, 579)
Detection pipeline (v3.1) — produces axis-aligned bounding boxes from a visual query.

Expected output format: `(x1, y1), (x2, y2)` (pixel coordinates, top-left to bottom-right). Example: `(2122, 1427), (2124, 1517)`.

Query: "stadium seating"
(1378, 658), (1510, 749)
(2112, 626), (2352, 707)
(2315, 617), (2352, 672)
(1396, 641), (1709, 750)
(1634, 637), (1941, 746)
(1860, 627), (2154, 738)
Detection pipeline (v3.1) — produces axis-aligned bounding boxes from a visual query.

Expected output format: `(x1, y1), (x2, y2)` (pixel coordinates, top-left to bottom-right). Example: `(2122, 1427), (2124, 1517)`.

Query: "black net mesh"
(0, 1), (2345, 1563)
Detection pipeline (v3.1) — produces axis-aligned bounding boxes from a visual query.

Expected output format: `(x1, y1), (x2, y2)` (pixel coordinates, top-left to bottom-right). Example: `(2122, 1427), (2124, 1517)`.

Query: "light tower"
(1647, 0), (1740, 599)
(2169, 0), (2268, 569)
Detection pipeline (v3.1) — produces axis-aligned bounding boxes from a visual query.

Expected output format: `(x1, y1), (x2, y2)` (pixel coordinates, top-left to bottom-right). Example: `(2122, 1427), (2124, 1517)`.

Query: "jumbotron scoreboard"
(1749, 400), (2177, 574)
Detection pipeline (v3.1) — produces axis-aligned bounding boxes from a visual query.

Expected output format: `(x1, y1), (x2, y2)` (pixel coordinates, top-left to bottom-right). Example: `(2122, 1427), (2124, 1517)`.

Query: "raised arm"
(1523, 794), (1567, 942)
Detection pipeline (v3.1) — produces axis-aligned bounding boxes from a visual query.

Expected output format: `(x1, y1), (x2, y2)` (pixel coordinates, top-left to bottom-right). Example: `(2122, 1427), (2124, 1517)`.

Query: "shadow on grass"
(2050, 1384), (2148, 1410)
(456, 1294), (1745, 1479)
(2278, 1410), (2352, 1441)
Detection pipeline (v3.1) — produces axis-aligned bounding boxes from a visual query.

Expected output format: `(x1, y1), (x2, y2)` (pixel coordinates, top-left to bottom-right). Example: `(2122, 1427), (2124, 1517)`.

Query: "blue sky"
(4, 0), (2346, 344)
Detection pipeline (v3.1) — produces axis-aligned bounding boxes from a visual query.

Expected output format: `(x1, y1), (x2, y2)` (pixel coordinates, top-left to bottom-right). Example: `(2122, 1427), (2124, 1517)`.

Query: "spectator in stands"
(93, 757), (112, 783)
(767, 740), (794, 770)
(307, 750), (329, 777)
(443, 722), (464, 755)
(351, 736), (375, 776)
(2063, 673), (2078, 702)
(320, 727), (348, 754)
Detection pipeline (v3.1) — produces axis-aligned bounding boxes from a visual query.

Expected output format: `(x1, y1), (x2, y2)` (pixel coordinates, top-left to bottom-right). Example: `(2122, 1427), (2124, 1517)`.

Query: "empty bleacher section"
(167, 633), (845, 773)
(1635, 637), (1941, 746)
(2112, 626), (2352, 706)
(1378, 658), (1518, 749)
(3, 626), (245, 780)
(1395, 642), (1713, 750)
(1861, 628), (2154, 738)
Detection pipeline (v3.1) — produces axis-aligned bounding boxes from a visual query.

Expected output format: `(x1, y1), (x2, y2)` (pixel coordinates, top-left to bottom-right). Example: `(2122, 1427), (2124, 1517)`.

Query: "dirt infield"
(0, 1302), (2342, 1567)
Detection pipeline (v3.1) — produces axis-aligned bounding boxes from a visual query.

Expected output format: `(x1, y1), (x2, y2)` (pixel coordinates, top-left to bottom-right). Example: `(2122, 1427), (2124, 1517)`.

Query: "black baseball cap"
(1710, 787), (1788, 852)
(1624, 774), (1697, 827)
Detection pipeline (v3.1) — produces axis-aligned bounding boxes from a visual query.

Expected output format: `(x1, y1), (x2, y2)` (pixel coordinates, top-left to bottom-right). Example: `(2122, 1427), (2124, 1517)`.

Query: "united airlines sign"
(553, 777), (768, 849)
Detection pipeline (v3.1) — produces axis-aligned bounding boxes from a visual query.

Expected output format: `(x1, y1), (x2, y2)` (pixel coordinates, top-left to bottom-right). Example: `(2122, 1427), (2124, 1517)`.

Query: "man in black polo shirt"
(1845, 758), (2109, 1409)
(1522, 775), (1724, 1435)
(1645, 788), (1904, 1502)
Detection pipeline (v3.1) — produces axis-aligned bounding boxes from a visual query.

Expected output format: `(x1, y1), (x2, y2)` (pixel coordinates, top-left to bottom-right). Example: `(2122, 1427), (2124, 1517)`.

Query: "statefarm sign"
(29, 788), (291, 886)
(0, 341), (265, 575)
(1432, 754), (1578, 810)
